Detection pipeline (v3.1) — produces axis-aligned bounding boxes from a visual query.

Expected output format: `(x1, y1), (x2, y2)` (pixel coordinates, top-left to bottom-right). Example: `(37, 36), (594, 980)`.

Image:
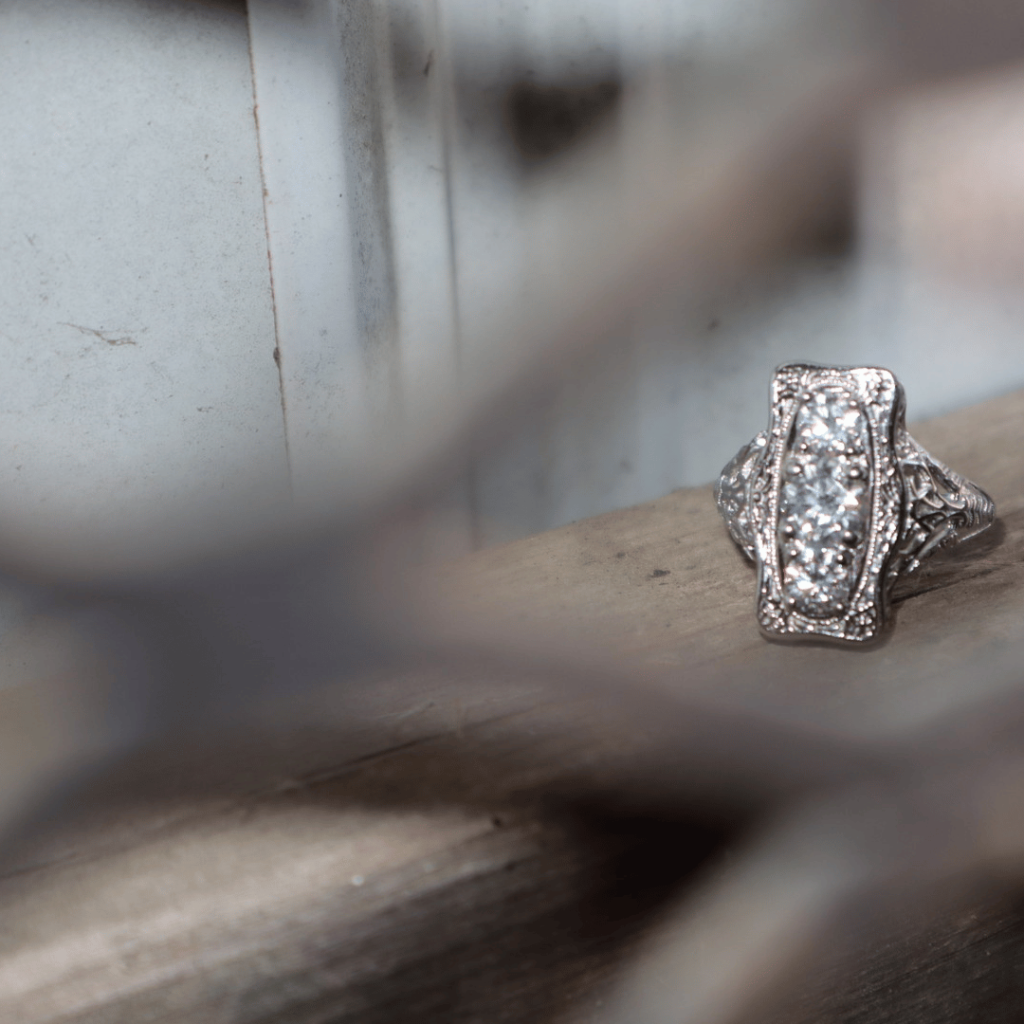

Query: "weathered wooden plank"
(419, 386), (1024, 733)
(0, 705), (728, 1023)
(2, 386), (1023, 1023)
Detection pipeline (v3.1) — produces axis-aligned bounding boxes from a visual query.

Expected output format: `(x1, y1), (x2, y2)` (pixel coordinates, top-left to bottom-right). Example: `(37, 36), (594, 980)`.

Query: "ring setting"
(715, 364), (995, 643)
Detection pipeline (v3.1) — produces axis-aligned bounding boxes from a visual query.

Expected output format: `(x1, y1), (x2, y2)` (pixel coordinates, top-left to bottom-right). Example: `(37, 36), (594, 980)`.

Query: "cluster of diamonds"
(718, 363), (992, 643)
(749, 365), (902, 643)
(777, 388), (871, 619)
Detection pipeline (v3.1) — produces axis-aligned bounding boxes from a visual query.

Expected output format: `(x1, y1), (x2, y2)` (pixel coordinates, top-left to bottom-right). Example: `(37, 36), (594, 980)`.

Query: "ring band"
(715, 364), (996, 643)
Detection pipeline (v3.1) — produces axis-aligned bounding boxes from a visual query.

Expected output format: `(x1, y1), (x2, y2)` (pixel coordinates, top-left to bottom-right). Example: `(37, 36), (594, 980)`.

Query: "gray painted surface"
(0, 0), (288, 561)
(251, 0), (1024, 546)
(3, 0), (1024, 583)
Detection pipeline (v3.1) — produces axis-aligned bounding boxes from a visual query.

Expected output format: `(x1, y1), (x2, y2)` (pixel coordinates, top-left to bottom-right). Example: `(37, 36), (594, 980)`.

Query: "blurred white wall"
(0, 0), (288, 545)
(3, 0), (1024, 583)
(249, 0), (1024, 547)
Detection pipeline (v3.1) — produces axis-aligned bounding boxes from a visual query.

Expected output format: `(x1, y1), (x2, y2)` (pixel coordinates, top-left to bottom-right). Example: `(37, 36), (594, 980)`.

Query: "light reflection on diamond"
(777, 388), (871, 619)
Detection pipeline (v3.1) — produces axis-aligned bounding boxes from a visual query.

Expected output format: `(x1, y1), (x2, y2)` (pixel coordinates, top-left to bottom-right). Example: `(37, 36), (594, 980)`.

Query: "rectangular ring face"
(750, 365), (903, 642)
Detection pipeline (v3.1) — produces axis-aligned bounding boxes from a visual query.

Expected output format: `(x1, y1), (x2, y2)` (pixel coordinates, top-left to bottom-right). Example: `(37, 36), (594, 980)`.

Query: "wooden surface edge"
(2, 386), (1024, 1022)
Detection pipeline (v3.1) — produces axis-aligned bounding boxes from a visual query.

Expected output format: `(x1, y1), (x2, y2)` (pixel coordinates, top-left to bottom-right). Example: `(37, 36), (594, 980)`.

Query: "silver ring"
(715, 364), (996, 643)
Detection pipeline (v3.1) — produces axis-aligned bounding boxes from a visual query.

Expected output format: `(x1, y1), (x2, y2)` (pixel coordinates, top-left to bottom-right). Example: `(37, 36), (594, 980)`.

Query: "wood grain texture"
(420, 386), (1024, 733)
(3, 387), (1024, 1023)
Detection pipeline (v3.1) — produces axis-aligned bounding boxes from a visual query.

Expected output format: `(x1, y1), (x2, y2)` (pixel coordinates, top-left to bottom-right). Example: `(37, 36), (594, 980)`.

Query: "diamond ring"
(715, 364), (996, 643)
